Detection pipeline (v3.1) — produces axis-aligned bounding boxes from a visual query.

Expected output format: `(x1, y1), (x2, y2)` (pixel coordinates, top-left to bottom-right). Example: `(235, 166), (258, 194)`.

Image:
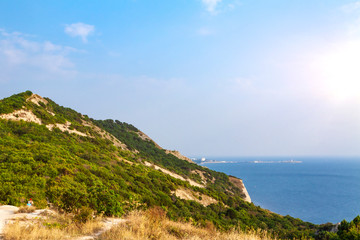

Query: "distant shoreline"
(196, 159), (302, 164)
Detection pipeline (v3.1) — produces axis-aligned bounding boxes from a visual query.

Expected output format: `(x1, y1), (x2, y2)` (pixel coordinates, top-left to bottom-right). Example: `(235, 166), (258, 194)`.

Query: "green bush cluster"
(0, 91), (32, 114)
(317, 216), (360, 240)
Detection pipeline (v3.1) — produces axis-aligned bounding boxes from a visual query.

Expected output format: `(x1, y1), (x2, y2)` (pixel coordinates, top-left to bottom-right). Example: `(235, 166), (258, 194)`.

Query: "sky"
(1, 0), (360, 157)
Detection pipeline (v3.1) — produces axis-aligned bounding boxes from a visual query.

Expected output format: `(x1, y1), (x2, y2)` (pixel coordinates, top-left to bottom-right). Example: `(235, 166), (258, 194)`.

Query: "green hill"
(0, 91), (333, 239)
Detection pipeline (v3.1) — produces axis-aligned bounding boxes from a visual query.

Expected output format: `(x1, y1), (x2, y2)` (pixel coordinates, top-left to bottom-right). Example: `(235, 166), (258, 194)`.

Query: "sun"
(312, 40), (360, 102)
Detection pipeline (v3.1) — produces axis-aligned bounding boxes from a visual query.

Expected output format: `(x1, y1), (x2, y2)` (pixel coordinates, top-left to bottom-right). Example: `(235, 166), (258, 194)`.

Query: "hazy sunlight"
(313, 40), (360, 102)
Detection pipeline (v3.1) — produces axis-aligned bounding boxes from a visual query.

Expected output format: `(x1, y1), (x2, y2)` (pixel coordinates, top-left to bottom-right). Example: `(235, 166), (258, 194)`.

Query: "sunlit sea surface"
(201, 157), (360, 224)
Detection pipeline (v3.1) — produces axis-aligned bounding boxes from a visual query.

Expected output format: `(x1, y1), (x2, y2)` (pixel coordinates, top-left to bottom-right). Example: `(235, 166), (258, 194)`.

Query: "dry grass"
(98, 207), (275, 240)
(3, 222), (66, 240)
(3, 210), (103, 240)
(16, 205), (36, 213)
(3, 207), (275, 240)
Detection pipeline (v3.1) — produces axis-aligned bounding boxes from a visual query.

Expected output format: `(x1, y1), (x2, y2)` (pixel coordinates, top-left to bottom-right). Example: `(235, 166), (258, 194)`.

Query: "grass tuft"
(16, 206), (36, 213)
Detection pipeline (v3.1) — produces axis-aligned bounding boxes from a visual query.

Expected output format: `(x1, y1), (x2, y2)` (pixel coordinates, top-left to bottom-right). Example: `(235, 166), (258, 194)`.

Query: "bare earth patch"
(0, 109), (42, 125)
(0, 205), (19, 235)
(26, 94), (48, 106)
(172, 188), (218, 207)
(46, 121), (89, 137)
(144, 162), (204, 188)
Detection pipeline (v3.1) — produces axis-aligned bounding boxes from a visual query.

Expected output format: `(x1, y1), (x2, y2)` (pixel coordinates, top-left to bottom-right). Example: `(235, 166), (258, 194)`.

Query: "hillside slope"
(0, 91), (318, 239)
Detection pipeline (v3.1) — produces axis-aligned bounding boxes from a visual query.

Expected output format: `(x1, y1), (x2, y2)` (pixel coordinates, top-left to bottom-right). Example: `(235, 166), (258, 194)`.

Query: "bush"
(74, 206), (94, 223)
(16, 206), (36, 213)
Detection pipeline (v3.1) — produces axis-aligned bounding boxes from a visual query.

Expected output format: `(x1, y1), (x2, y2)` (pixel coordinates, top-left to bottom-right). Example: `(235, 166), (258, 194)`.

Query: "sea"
(200, 156), (360, 224)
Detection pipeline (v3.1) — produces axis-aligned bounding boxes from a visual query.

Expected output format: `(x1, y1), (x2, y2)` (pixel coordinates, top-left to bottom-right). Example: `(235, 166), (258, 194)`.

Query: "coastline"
(228, 176), (252, 203)
(241, 180), (252, 203)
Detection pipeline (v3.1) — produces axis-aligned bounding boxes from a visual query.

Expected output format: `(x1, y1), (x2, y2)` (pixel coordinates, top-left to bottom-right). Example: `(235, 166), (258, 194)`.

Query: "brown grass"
(3, 210), (103, 240)
(16, 205), (36, 213)
(3, 207), (276, 240)
(98, 207), (275, 240)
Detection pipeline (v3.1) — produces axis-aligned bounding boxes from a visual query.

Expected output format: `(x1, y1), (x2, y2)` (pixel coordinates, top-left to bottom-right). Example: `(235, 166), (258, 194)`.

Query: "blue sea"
(201, 157), (360, 224)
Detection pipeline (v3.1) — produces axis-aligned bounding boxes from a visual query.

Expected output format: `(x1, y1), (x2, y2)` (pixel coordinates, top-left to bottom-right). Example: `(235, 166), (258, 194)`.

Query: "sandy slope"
(0, 205), (19, 235)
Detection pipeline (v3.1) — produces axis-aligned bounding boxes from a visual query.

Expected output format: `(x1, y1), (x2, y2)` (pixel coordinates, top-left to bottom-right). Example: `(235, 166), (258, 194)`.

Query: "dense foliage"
(1, 91), (344, 239)
(94, 119), (246, 199)
(316, 216), (360, 240)
(0, 91), (32, 114)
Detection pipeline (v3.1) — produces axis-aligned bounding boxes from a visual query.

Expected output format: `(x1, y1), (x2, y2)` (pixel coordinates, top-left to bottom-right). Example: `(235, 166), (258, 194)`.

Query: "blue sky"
(1, 0), (360, 157)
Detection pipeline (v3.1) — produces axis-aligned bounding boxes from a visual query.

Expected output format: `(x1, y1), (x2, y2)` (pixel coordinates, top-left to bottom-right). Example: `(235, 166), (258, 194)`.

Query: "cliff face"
(229, 176), (252, 203)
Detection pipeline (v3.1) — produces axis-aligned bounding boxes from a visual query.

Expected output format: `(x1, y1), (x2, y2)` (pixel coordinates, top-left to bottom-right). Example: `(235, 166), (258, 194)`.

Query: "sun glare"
(313, 41), (360, 102)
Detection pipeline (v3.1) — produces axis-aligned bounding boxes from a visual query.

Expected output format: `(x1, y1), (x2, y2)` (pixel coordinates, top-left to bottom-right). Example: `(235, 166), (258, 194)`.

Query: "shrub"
(16, 206), (36, 213)
(74, 206), (94, 223)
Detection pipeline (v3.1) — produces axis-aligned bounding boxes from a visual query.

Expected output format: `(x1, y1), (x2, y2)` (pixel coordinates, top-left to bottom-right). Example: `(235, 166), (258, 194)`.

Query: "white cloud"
(0, 29), (77, 80)
(201, 0), (241, 15)
(64, 23), (95, 43)
(202, 0), (222, 14)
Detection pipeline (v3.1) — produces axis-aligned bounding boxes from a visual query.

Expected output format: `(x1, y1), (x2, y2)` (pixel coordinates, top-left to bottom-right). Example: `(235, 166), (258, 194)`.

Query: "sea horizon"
(198, 156), (360, 224)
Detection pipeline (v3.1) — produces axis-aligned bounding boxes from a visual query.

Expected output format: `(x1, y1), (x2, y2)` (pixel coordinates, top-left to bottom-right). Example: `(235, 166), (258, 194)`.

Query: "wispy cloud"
(202, 0), (222, 14)
(0, 29), (77, 80)
(201, 0), (241, 15)
(64, 22), (95, 43)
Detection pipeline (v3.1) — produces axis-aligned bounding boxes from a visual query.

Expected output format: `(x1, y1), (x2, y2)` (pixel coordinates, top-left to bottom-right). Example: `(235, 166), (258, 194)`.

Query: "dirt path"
(75, 218), (125, 240)
(0, 205), (19, 236)
(0, 205), (125, 240)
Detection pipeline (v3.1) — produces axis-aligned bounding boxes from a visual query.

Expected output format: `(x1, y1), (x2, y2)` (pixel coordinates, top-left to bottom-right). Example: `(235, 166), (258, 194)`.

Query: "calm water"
(202, 157), (360, 224)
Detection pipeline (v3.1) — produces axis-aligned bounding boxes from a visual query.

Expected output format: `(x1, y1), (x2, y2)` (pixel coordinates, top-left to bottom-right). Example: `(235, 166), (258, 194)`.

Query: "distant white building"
(201, 157), (206, 162)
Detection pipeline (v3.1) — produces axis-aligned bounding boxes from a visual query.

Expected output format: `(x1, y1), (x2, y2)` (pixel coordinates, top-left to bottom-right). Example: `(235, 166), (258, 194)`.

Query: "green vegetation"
(316, 216), (360, 240)
(1, 91), (350, 239)
(94, 119), (246, 199)
(0, 91), (32, 114)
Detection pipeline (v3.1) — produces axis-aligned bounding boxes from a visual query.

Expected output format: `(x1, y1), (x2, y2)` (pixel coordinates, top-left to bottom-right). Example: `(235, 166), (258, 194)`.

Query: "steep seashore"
(229, 176), (252, 203)
(0, 91), (323, 239)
